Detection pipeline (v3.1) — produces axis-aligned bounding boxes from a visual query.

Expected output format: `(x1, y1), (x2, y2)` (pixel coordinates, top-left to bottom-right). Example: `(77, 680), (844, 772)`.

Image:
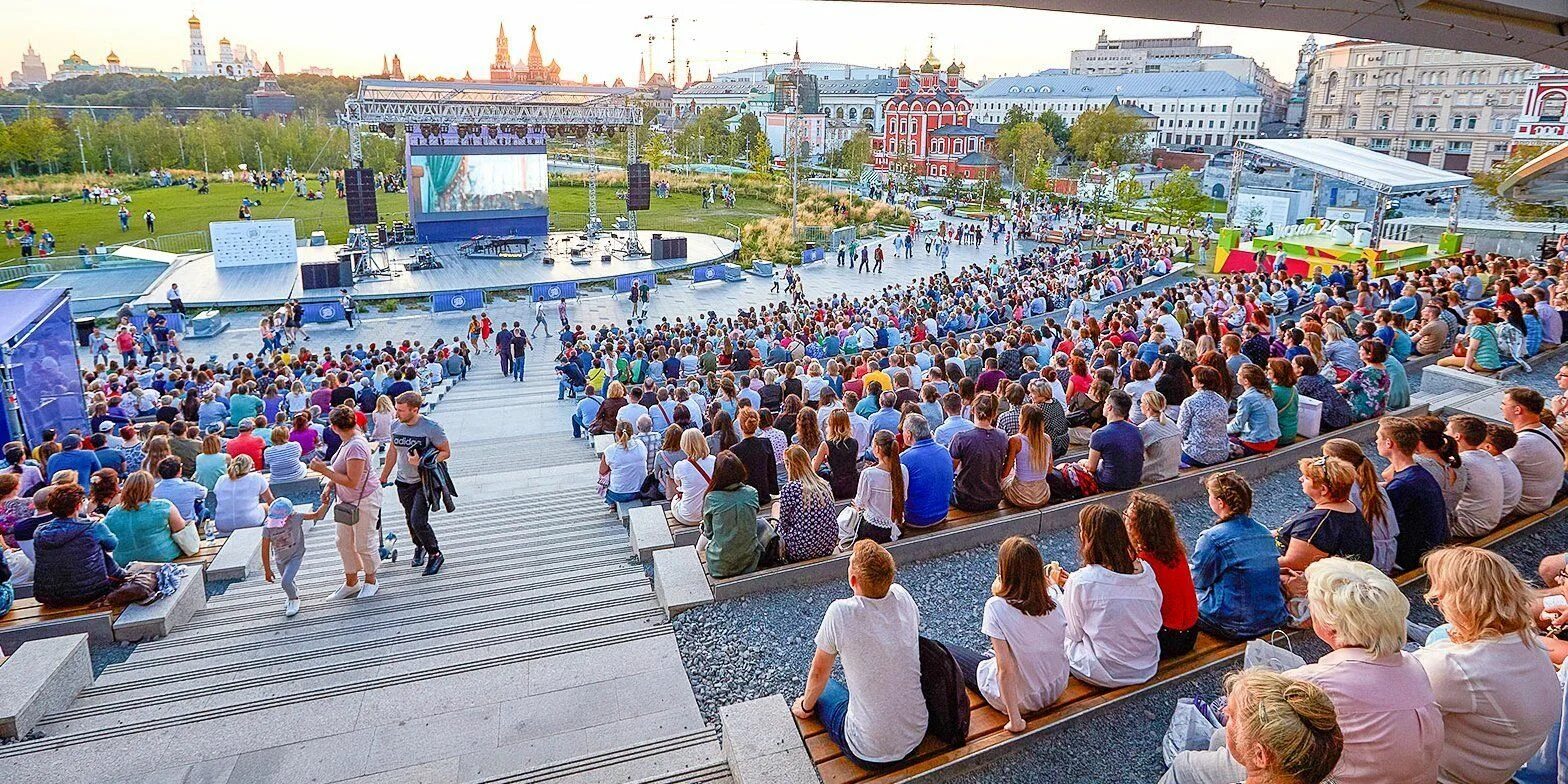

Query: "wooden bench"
(786, 494), (1568, 784)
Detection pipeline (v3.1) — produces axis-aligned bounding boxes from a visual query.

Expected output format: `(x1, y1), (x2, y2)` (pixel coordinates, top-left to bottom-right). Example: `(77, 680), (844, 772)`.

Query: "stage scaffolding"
(339, 79), (647, 255)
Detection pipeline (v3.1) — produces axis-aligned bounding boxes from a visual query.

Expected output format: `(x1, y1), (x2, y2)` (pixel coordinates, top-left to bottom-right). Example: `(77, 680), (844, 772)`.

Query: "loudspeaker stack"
(343, 168), (379, 226)
(627, 163), (650, 211)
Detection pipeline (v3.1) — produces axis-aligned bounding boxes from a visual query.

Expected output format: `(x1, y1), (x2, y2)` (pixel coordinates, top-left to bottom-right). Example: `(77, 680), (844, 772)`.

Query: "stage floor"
(132, 230), (737, 309)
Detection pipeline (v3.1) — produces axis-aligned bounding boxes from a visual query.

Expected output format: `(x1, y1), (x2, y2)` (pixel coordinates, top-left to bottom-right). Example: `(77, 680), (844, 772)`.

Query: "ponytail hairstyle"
(226, 453), (255, 481)
(614, 420), (634, 450)
(1321, 439), (1386, 532)
(1224, 669), (1342, 784)
(1411, 415), (1463, 471)
(873, 429), (905, 525)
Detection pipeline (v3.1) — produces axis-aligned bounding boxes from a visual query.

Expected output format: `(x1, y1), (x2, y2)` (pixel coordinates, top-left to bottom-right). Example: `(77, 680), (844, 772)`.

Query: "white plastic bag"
(1244, 632), (1306, 672)
(1162, 697), (1223, 765)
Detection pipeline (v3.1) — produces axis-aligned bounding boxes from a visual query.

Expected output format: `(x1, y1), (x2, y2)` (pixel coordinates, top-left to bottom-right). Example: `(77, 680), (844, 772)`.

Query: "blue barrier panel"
(431, 289), (486, 313)
(301, 301), (344, 324)
(690, 265), (724, 283)
(614, 271), (657, 294)
(162, 313), (185, 333)
(530, 281), (578, 301)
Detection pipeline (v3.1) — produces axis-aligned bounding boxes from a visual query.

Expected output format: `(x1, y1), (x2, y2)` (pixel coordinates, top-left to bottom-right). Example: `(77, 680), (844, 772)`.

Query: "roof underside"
(821, 0), (1568, 68)
(1242, 138), (1472, 195)
(1499, 141), (1568, 202)
(357, 79), (635, 108)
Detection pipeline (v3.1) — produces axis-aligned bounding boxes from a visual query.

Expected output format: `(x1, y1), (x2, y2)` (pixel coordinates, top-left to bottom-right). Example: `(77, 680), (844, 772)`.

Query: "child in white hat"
(261, 497), (307, 617)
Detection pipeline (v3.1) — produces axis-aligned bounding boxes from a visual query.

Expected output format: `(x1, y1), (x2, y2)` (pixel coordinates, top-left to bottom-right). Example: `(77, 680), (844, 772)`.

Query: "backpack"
(1498, 323), (1531, 371)
(918, 637), (970, 749)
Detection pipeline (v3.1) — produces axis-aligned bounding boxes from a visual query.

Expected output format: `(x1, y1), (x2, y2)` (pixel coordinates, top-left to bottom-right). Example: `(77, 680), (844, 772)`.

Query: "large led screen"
(412, 153), (548, 215)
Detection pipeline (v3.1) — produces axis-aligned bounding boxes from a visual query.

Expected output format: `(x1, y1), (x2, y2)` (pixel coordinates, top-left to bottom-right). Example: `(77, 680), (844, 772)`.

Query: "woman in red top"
(1124, 491), (1199, 657)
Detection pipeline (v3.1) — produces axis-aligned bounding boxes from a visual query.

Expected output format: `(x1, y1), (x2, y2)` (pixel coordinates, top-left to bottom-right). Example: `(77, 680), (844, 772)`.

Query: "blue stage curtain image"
(422, 155), (460, 212)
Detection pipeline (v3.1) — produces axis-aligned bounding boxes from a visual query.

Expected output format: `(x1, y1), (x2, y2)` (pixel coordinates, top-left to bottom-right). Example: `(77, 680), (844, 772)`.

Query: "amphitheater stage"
(129, 229), (738, 310)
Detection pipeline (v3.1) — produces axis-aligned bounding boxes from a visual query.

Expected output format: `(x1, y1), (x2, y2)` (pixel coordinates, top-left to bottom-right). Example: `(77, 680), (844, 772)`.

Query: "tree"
(747, 130), (771, 173)
(675, 106), (733, 164)
(1474, 144), (1568, 222)
(2, 106), (68, 174)
(892, 150), (921, 194)
(1068, 105), (1147, 167)
(1037, 109), (1070, 148)
(994, 121), (1057, 189)
(838, 129), (873, 176)
(941, 171), (965, 200)
(973, 171), (1002, 210)
(1149, 169), (1211, 229)
(1114, 177), (1145, 214)
(641, 132), (671, 170)
(735, 112), (762, 153)
(998, 105), (1034, 133)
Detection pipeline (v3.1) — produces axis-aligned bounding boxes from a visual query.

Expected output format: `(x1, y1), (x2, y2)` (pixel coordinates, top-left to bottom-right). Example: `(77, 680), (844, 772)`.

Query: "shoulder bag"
(333, 440), (375, 527)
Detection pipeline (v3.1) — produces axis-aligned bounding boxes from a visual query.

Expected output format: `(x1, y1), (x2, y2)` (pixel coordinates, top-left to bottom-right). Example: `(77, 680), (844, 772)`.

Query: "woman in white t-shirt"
(598, 421), (648, 507)
(939, 536), (1068, 732)
(671, 429), (716, 525)
(213, 454), (273, 534)
(1049, 504), (1163, 688)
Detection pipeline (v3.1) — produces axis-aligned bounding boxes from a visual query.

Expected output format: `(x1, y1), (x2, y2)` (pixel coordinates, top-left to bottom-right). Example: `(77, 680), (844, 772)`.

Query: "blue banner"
(432, 289), (486, 313)
(690, 265), (724, 283)
(301, 301), (345, 324)
(614, 271), (658, 294)
(531, 281), (578, 301)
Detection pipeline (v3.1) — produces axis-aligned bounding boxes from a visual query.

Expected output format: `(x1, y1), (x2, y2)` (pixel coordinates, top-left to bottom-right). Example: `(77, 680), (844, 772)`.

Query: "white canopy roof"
(1240, 138), (1472, 196)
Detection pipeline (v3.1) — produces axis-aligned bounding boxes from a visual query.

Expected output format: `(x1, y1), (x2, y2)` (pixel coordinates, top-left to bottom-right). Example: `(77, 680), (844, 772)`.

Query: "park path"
(0, 358), (728, 784)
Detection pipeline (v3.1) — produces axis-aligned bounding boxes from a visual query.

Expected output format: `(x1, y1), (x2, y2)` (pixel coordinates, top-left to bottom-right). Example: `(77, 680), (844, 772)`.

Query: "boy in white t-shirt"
(792, 540), (928, 767)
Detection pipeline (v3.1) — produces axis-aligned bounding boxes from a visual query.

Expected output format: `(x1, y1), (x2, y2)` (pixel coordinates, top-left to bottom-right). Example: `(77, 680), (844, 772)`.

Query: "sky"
(3, 0), (1317, 85)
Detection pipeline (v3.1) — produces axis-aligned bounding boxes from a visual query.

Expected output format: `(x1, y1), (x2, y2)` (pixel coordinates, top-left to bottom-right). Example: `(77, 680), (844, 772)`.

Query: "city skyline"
(1, 0), (1315, 87)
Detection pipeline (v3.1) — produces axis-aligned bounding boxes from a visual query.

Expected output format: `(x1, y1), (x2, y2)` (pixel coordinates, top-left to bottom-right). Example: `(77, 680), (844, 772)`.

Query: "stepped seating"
(652, 408), (1417, 615)
(788, 493), (1568, 783)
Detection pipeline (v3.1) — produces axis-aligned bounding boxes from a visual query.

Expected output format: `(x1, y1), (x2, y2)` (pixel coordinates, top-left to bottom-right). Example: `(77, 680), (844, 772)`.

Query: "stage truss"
(339, 79), (647, 255)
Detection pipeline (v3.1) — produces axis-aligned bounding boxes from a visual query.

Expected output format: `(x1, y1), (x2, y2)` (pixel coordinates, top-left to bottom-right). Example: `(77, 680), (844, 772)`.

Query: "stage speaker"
(302, 258), (351, 290)
(343, 167), (379, 226)
(627, 163), (650, 211)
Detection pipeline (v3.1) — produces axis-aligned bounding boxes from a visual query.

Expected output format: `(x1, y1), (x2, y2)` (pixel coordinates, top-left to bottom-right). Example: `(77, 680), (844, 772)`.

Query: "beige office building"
(1304, 40), (1531, 174)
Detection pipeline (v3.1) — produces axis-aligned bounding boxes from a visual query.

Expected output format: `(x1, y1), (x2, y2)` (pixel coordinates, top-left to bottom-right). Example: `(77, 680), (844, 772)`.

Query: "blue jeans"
(513, 355), (527, 381)
(605, 489), (640, 506)
(571, 411), (588, 437)
(815, 679), (901, 769)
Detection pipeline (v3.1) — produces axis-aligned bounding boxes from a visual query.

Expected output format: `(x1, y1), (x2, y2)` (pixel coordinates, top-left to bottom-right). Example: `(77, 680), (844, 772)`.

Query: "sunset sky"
(2, 0), (1317, 86)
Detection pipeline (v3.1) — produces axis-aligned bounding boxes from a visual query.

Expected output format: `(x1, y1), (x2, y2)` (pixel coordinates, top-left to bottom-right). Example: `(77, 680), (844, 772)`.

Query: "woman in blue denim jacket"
(1228, 365), (1281, 456)
(1190, 472), (1289, 640)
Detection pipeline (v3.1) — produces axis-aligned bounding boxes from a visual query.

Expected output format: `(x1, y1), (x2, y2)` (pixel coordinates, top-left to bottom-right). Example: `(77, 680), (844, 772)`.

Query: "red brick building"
(872, 50), (999, 183)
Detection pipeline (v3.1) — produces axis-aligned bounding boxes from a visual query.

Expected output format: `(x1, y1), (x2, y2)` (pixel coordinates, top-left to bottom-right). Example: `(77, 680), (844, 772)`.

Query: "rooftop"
(974, 70), (1259, 99)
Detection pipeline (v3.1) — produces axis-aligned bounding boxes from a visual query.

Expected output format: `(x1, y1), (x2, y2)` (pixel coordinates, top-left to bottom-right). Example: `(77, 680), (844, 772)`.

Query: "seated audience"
(32, 483), (122, 607)
(1409, 415), (1467, 527)
(264, 427), (307, 484)
(1414, 547), (1559, 783)
(1436, 307), (1502, 373)
(950, 392), (1009, 512)
(1191, 472), (1289, 640)
(193, 434), (228, 493)
(1177, 366), (1230, 468)
(670, 429), (715, 526)
(701, 451), (767, 578)
(102, 470), (187, 566)
(1267, 358), (1299, 445)
(731, 408), (780, 505)
(814, 409), (863, 501)
(898, 414), (953, 528)
(1291, 356), (1353, 433)
(1444, 415), (1503, 538)
(1050, 504), (1162, 687)
(939, 537), (1068, 733)
(1483, 424), (1523, 521)
(846, 431), (910, 545)
(1124, 492), (1198, 657)
(1213, 669), (1344, 784)
(792, 540), (928, 767)
(1002, 405), (1053, 509)
(599, 421), (648, 507)
(1501, 387), (1565, 517)
(1167, 558), (1442, 784)
(1377, 417), (1448, 572)
(1082, 390), (1144, 492)
(212, 454), (273, 534)
(1137, 392), (1181, 483)
(773, 445), (837, 562)
(1229, 365), (1281, 455)
(1321, 439), (1398, 575)
(1336, 340), (1391, 421)
(1278, 456), (1373, 571)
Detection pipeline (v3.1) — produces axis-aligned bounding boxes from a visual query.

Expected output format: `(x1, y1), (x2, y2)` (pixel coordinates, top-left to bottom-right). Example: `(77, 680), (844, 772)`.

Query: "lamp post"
(74, 129), (89, 175)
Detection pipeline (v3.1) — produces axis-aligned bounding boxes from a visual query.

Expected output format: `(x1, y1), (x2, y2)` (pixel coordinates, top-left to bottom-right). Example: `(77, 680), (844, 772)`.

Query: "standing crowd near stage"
(557, 221), (1568, 783)
(1, 312), (473, 619)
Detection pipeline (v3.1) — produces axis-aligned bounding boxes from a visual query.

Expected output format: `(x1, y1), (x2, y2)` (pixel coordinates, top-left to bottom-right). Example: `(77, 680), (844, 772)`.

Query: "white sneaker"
(328, 584), (360, 601)
(285, 598), (301, 617)
(357, 583), (379, 599)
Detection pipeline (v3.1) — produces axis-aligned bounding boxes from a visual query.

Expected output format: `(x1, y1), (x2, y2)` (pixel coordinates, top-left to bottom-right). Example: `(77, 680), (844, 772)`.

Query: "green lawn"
(0, 181), (777, 263)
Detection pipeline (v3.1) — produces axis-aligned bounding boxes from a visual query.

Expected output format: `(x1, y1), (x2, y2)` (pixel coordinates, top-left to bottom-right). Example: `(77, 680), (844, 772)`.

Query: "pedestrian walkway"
(7, 364), (725, 784)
